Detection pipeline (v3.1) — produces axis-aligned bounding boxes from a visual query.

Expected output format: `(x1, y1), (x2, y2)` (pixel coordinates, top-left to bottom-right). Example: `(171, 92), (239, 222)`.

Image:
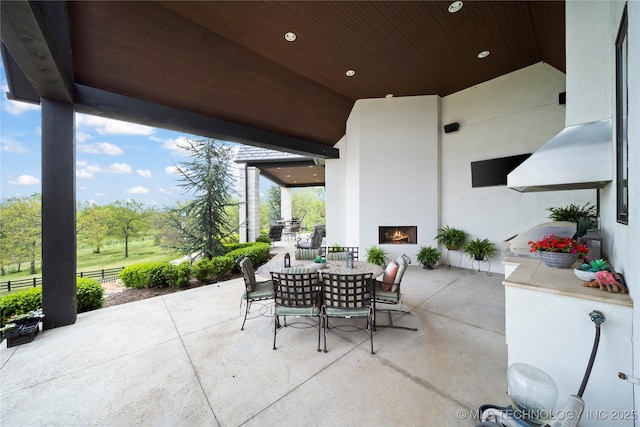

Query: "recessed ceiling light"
(448, 1), (463, 13)
(345, 69), (356, 77)
(286, 174), (291, 178)
(284, 32), (296, 42)
(313, 173), (318, 176)
(477, 50), (490, 59)
(308, 165), (314, 168)
(385, 94), (394, 98)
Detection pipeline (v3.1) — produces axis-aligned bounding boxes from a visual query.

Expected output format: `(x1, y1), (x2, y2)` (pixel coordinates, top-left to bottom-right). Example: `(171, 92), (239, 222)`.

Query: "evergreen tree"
(172, 138), (238, 260)
(266, 184), (281, 223)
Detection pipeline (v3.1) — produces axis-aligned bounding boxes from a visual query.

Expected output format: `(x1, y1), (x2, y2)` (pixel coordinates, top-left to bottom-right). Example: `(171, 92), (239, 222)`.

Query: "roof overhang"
(1, 1), (566, 162)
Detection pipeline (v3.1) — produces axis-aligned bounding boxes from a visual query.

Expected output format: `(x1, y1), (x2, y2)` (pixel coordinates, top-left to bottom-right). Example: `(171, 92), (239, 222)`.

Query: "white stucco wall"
(325, 0), (639, 414)
(326, 96), (439, 262)
(626, 1), (640, 415)
(441, 63), (595, 273)
(565, 1), (614, 127)
(569, 0), (639, 413)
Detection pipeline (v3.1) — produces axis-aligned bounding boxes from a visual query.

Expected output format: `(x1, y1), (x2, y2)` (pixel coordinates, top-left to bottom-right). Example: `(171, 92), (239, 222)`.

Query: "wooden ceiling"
(2, 1), (564, 186)
(64, 0), (564, 150)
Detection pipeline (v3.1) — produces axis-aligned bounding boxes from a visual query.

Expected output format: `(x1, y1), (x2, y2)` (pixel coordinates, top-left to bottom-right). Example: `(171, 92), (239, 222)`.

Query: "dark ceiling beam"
(0, 0), (73, 102)
(74, 84), (340, 160)
(1, 43), (39, 104)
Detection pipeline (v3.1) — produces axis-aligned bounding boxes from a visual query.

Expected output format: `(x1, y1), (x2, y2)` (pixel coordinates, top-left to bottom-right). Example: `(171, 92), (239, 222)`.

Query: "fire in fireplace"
(379, 226), (417, 245)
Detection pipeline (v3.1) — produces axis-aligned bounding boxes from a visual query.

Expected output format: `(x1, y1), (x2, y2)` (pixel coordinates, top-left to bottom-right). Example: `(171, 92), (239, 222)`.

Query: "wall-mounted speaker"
(559, 92), (566, 105)
(444, 122), (460, 133)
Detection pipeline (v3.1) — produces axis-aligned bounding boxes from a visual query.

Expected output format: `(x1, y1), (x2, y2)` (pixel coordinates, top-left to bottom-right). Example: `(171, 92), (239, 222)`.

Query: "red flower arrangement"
(528, 235), (589, 254)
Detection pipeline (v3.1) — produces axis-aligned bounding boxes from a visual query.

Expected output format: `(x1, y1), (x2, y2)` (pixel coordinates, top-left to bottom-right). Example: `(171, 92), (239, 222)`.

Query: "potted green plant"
(463, 238), (497, 261)
(546, 202), (598, 238)
(434, 226), (467, 250)
(416, 246), (440, 269)
(365, 245), (388, 266)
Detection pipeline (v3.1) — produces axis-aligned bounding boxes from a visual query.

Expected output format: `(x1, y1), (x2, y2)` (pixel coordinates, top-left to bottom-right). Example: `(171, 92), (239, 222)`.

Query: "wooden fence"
(0, 267), (124, 293)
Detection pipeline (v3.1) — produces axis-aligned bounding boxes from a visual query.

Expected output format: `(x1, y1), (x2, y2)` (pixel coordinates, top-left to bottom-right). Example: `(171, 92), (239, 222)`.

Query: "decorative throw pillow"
(393, 260), (408, 292)
(381, 262), (399, 291)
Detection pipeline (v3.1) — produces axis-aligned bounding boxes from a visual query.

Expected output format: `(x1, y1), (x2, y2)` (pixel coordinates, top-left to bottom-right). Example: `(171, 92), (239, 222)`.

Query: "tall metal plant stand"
(471, 257), (492, 276)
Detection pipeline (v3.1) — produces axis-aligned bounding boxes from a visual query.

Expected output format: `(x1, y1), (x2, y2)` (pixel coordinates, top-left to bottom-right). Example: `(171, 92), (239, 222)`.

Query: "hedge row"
(119, 262), (182, 289)
(119, 242), (271, 289)
(0, 278), (104, 326)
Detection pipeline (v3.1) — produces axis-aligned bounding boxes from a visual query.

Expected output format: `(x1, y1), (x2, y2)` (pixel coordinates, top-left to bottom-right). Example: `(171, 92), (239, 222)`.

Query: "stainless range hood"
(507, 119), (612, 192)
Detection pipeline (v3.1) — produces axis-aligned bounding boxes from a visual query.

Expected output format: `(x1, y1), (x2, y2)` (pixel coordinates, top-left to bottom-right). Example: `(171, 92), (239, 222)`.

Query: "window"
(615, 6), (628, 224)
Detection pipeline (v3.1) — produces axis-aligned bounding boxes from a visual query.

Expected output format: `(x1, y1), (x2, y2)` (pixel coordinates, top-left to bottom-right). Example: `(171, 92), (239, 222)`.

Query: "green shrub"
(209, 256), (234, 278)
(148, 263), (178, 288)
(193, 259), (211, 282)
(225, 242), (271, 271)
(256, 234), (271, 244)
(176, 262), (192, 288)
(223, 242), (255, 252)
(0, 278), (105, 324)
(0, 287), (41, 325)
(119, 264), (149, 289)
(192, 256), (235, 283)
(77, 278), (104, 312)
(119, 262), (174, 288)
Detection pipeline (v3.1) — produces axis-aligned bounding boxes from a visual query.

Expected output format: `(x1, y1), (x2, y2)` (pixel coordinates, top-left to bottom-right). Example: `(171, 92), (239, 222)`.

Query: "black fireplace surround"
(378, 226), (417, 245)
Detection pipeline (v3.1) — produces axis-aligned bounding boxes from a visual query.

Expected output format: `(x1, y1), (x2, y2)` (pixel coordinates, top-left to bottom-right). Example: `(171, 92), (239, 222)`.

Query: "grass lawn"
(2, 238), (184, 283)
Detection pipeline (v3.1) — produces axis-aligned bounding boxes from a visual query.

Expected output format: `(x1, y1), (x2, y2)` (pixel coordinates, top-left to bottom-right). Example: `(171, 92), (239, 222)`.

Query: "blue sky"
(0, 63), (275, 208)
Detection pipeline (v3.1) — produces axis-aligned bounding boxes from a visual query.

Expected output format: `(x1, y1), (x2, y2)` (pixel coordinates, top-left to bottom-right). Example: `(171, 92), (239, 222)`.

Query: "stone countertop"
(503, 257), (633, 307)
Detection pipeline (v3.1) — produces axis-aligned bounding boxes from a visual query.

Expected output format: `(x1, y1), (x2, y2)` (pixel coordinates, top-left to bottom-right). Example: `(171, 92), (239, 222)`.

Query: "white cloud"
(0, 137), (28, 153)
(76, 132), (93, 143)
(162, 136), (192, 156)
(165, 165), (182, 175)
(76, 160), (88, 167)
(77, 142), (123, 155)
(8, 174), (40, 185)
(137, 169), (152, 178)
(94, 192), (107, 197)
(127, 186), (150, 194)
(1, 81), (39, 115)
(3, 99), (40, 116)
(105, 162), (132, 174)
(76, 162), (131, 178)
(78, 186), (88, 191)
(76, 169), (95, 179)
(159, 188), (172, 194)
(76, 114), (155, 136)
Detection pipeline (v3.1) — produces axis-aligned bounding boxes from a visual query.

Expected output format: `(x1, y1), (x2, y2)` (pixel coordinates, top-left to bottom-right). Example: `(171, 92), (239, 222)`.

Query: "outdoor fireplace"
(378, 226), (417, 245)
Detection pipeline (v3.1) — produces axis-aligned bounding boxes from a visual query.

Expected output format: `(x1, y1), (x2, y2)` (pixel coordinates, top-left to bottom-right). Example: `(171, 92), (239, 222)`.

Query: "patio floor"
(1, 241), (509, 426)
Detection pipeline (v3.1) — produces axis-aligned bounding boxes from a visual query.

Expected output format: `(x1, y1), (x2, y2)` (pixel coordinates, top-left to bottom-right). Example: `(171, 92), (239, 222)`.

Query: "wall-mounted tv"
(471, 154), (531, 188)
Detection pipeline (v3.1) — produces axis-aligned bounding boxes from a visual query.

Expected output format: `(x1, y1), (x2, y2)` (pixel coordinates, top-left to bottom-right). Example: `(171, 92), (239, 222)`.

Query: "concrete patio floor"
(1, 241), (510, 426)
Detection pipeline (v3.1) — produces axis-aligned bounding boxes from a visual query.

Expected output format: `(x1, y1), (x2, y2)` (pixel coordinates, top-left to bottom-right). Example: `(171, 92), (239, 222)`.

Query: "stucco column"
(238, 165), (261, 242)
(246, 167), (261, 241)
(281, 187), (292, 220)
